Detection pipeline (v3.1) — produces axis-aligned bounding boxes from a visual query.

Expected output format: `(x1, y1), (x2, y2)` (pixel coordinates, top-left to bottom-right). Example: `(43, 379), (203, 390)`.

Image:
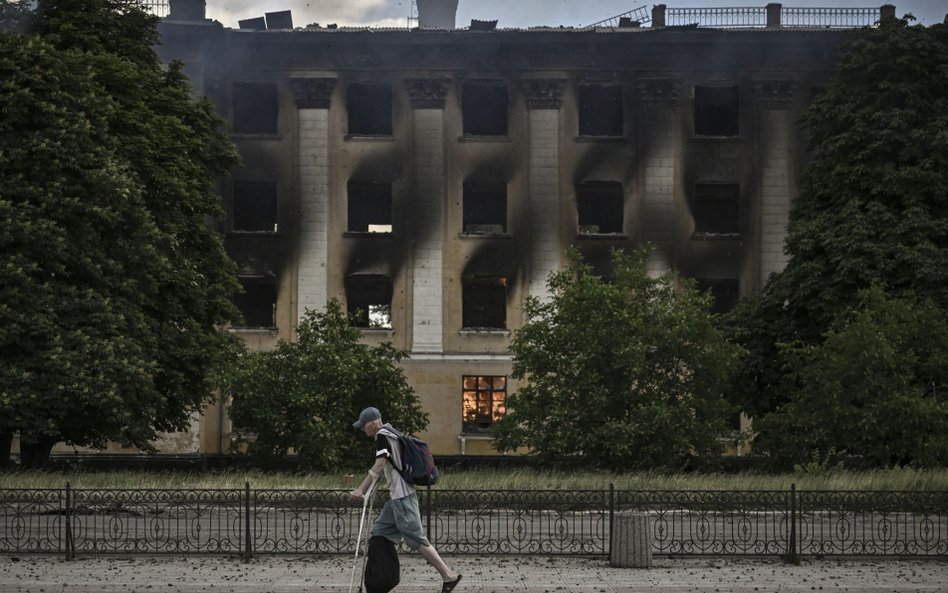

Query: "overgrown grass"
(2, 467), (947, 491)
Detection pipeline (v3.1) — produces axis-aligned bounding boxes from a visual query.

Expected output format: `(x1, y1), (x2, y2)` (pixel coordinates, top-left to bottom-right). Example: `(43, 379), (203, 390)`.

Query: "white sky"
(204, 0), (946, 29)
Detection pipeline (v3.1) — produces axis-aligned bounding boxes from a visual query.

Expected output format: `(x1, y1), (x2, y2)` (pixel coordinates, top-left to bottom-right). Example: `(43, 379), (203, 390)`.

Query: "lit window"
(463, 182), (507, 234)
(462, 277), (507, 329)
(462, 375), (507, 433)
(694, 85), (739, 137)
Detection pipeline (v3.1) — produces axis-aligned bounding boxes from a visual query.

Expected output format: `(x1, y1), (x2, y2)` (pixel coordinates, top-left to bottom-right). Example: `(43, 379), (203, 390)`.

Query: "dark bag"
(364, 535), (400, 593)
(386, 427), (440, 486)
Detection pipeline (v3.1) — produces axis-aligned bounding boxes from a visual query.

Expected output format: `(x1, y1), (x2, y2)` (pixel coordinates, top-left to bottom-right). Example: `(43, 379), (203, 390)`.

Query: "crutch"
(348, 476), (379, 593)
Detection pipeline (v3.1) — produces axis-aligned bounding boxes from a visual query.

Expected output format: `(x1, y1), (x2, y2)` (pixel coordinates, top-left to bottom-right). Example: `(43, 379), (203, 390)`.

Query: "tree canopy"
(0, 0), (240, 466)
(491, 248), (743, 470)
(727, 17), (948, 467)
(218, 302), (428, 470)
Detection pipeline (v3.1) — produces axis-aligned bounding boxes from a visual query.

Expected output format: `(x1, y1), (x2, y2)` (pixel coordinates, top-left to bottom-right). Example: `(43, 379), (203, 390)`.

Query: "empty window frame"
(462, 375), (507, 434)
(462, 80), (508, 136)
(232, 180), (278, 232)
(577, 181), (624, 234)
(696, 278), (740, 314)
(692, 183), (740, 235)
(578, 84), (623, 137)
(463, 182), (507, 234)
(347, 83), (392, 136)
(348, 182), (392, 233)
(234, 278), (276, 328)
(694, 85), (739, 137)
(232, 82), (278, 135)
(347, 275), (393, 329)
(462, 277), (507, 329)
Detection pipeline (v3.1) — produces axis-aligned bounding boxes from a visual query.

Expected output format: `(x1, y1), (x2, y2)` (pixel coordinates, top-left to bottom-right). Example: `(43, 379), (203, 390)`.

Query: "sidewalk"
(2, 554), (947, 593)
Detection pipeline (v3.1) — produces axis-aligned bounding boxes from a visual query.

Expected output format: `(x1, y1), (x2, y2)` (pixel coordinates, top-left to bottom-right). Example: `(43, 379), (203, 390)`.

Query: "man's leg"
(417, 543), (458, 582)
(391, 494), (460, 586)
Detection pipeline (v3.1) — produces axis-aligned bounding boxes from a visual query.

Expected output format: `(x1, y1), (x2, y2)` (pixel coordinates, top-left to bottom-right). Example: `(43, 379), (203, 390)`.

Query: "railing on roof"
(584, 5), (651, 29)
(780, 7), (882, 28)
(666, 6), (767, 28)
(141, 1), (169, 18)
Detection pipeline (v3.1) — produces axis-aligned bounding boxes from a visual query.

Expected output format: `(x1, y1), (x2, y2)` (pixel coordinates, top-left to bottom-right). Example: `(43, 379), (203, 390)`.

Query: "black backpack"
(382, 427), (440, 486)
(364, 535), (400, 593)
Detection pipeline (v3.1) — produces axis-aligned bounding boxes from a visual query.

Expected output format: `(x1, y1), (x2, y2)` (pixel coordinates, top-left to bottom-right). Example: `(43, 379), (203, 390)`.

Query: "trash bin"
(610, 512), (652, 568)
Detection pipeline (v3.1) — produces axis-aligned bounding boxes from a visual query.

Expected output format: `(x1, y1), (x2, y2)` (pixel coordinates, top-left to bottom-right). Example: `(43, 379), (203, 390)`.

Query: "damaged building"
(118, 0), (899, 458)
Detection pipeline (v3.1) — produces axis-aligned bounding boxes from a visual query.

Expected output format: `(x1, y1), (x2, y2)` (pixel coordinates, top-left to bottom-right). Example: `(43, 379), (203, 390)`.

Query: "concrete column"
(651, 4), (667, 28)
(636, 80), (680, 277)
(290, 78), (336, 324)
(766, 3), (782, 28)
(406, 79), (450, 353)
(169, 0), (205, 20)
(880, 4), (896, 20)
(520, 79), (566, 302)
(754, 81), (798, 285)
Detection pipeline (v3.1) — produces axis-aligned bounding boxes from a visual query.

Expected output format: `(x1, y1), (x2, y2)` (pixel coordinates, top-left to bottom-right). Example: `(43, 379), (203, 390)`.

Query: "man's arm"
(349, 456), (386, 499)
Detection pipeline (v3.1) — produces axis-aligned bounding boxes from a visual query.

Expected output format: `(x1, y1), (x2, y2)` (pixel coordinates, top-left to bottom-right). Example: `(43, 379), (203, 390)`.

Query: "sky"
(204, 0), (947, 30)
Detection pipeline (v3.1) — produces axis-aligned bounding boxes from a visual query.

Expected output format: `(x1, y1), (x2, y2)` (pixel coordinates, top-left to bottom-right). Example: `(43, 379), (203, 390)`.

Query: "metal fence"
(2, 485), (946, 559)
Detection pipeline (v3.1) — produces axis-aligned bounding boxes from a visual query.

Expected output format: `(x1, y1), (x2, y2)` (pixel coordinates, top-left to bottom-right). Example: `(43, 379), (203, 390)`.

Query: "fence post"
(608, 483), (615, 557)
(243, 481), (252, 562)
(425, 484), (433, 542)
(787, 483), (798, 564)
(64, 482), (73, 561)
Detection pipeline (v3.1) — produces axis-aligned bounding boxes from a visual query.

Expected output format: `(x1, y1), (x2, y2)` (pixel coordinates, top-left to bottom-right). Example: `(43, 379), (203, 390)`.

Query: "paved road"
(1, 554), (947, 593)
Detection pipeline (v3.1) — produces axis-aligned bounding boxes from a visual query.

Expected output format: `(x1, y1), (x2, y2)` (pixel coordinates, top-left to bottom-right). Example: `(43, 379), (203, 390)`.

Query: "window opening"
(693, 184), (739, 235)
(233, 82), (278, 135)
(347, 83), (392, 136)
(694, 85), (739, 137)
(232, 180), (278, 232)
(462, 80), (508, 136)
(234, 278), (276, 328)
(696, 278), (740, 314)
(348, 182), (392, 233)
(462, 375), (507, 434)
(463, 182), (507, 234)
(347, 275), (393, 329)
(462, 277), (507, 329)
(578, 84), (623, 137)
(577, 181), (623, 234)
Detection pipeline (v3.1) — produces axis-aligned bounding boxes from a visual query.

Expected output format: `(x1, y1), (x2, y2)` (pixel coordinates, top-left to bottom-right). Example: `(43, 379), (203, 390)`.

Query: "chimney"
(169, 0), (205, 21)
(416, 0), (459, 29)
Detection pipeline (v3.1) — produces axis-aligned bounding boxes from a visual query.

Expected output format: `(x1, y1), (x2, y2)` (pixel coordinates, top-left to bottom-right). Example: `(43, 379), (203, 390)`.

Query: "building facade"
(130, 1), (891, 458)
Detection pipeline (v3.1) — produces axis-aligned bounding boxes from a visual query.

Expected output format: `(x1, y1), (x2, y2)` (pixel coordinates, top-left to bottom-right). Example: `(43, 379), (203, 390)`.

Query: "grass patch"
(1, 467), (947, 491)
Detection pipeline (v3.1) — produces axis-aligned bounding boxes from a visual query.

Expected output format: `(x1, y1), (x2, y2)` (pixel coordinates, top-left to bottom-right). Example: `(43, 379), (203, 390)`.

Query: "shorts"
(370, 493), (431, 550)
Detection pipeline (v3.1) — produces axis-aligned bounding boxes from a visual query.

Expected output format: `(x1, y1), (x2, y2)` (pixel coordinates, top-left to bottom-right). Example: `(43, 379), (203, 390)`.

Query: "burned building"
(146, 1), (897, 457)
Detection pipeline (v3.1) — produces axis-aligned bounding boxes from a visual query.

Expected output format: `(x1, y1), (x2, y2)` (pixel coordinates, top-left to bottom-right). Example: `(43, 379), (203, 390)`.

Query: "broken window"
(233, 82), (278, 135)
(347, 83), (392, 136)
(692, 183), (740, 235)
(234, 278), (276, 328)
(577, 181), (623, 234)
(462, 375), (507, 434)
(463, 182), (507, 234)
(346, 275), (392, 329)
(462, 80), (508, 136)
(694, 85), (739, 137)
(462, 277), (507, 329)
(696, 278), (740, 314)
(232, 180), (278, 232)
(348, 182), (392, 233)
(578, 84), (623, 137)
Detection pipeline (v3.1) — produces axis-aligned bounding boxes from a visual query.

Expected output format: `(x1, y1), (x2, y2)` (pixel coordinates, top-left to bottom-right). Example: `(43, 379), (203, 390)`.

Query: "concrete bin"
(610, 512), (652, 568)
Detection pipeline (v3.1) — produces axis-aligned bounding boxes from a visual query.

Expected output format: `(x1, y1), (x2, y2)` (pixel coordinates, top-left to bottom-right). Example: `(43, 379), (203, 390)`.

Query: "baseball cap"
(353, 407), (381, 429)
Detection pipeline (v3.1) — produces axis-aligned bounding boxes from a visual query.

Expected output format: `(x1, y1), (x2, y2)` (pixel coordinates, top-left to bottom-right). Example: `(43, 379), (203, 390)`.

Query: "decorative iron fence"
(666, 7), (768, 28)
(141, 1), (170, 18)
(2, 485), (946, 560)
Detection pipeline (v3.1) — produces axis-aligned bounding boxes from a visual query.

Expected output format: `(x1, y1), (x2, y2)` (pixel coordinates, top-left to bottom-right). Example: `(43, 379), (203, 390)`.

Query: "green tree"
(219, 301), (428, 470)
(754, 286), (948, 469)
(728, 18), (948, 429)
(0, 1), (240, 467)
(491, 248), (743, 470)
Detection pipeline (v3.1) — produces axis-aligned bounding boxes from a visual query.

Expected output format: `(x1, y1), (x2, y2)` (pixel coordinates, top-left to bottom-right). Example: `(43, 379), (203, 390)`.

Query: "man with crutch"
(350, 407), (462, 593)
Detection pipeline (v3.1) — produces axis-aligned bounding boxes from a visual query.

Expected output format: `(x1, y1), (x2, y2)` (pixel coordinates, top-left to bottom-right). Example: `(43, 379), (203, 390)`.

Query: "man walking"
(350, 407), (462, 593)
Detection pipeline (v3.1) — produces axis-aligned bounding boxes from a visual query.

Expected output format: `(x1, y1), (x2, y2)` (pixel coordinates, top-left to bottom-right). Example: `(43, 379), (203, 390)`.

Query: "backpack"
(364, 535), (400, 593)
(382, 427), (440, 486)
